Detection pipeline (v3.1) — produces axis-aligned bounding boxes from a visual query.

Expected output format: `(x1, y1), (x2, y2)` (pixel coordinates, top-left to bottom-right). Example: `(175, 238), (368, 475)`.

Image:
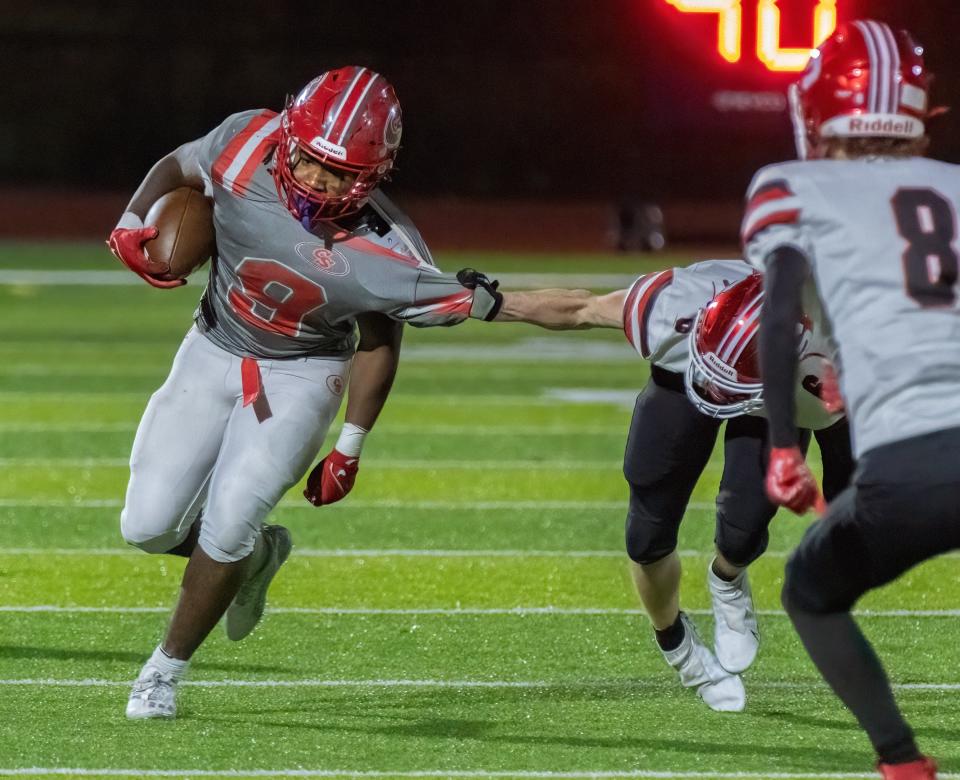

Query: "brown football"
(144, 187), (215, 279)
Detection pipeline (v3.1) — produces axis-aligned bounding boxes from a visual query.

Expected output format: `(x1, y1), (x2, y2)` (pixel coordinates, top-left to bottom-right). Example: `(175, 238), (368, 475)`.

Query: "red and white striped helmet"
(789, 20), (931, 159)
(685, 273), (768, 419)
(273, 66), (403, 225)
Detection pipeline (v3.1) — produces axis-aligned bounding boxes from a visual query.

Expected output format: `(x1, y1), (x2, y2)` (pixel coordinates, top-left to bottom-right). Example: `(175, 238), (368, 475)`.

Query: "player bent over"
(471, 261), (852, 711)
(108, 68), (502, 719)
(751, 21), (959, 779)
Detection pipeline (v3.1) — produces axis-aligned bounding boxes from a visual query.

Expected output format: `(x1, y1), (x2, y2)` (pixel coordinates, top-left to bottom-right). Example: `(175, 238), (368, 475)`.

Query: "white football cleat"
(225, 524), (293, 641)
(126, 668), (177, 720)
(660, 612), (746, 712)
(707, 559), (760, 674)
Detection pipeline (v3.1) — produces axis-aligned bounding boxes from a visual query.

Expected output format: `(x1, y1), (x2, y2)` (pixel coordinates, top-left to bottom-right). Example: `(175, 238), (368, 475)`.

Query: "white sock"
(246, 530), (269, 574)
(147, 645), (189, 681)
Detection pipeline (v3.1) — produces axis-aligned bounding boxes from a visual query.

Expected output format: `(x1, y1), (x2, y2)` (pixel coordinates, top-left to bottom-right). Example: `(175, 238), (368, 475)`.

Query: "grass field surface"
(0, 243), (956, 779)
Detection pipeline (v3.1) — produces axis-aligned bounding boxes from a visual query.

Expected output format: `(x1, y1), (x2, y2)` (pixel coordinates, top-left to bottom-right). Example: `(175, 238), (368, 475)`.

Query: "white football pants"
(120, 327), (349, 562)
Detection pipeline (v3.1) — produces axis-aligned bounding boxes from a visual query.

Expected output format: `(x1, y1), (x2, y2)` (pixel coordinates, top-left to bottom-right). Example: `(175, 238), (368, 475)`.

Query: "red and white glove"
(106, 216), (185, 289)
(820, 363), (845, 415)
(766, 446), (826, 515)
(303, 449), (359, 507)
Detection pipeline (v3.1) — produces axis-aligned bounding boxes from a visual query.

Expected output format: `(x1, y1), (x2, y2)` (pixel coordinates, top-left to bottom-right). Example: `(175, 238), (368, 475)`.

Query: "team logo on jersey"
(296, 242), (350, 276)
(327, 375), (345, 396)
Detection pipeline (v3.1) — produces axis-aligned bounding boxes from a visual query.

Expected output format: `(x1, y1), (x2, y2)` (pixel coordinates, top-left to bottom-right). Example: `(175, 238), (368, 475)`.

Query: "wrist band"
(335, 422), (368, 457)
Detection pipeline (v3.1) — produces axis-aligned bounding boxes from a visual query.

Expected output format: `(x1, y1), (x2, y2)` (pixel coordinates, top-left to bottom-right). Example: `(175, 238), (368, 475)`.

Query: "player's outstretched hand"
(766, 446), (823, 515)
(304, 449), (359, 507)
(107, 226), (186, 289)
(820, 363), (845, 414)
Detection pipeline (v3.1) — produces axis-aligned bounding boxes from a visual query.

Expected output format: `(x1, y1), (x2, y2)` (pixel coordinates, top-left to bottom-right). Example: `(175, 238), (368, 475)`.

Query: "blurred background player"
(748, 21), (960, 779)
(108, 67), (502, 719)
(473, 261), (852, 711)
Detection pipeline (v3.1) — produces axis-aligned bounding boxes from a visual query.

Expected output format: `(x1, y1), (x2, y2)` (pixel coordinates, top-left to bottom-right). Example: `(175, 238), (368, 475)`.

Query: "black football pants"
(782, 426), (960, 764)
(623, 366), (852, 566)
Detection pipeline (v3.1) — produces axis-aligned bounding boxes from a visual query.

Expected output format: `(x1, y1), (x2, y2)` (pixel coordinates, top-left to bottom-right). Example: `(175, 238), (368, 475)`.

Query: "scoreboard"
(659, 0), (838, 72)
(637, 0), (892, 137)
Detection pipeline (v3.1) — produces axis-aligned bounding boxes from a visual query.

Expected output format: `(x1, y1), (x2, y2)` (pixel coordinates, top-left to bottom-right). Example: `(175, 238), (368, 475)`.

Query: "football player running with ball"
(478, 260), (852, 711)
(108, 67), (502, 719)
(749, 21), (960, 780)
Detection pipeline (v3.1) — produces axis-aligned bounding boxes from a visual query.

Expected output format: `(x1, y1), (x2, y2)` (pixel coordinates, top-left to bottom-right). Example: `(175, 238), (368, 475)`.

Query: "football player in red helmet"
(749, 20), (956, 780)
(107, 67), (502, 720)
(272, 68), (403, 227)
(479, 262), (852, 712)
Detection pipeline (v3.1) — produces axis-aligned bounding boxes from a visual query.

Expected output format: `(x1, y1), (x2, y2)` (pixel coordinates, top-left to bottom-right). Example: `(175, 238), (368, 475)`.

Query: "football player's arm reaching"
(494, 289), (627, 330)
(759, 247), (823, 514)
(107, 141), (206, 288)
(303, 312), (402, 507)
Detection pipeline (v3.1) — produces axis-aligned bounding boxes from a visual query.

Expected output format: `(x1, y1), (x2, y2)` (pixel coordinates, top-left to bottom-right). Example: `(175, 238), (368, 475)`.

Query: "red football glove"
(303, 449), (359, 507)
(106, 226), (185, 289)
(820, 363), (845, 414)
(766, 446), (825, 515)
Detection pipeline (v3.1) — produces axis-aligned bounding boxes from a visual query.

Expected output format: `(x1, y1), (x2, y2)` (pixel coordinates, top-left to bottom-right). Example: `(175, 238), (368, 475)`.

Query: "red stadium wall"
(0, 189), (742, 251)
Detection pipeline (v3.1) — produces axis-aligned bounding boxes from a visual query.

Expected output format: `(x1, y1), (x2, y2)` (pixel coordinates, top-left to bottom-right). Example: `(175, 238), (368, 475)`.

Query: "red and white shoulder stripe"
(741, 178), (802, 245)
(622, 270), (673, 359)
(397, 291), (473, 323)
(212, 110), (282, 197)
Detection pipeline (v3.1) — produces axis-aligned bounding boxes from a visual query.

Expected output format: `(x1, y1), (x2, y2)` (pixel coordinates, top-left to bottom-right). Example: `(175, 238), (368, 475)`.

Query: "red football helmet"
(790, 20), (932, 159)
(273, 66), (403, 226)
(686, 273), (767, 419)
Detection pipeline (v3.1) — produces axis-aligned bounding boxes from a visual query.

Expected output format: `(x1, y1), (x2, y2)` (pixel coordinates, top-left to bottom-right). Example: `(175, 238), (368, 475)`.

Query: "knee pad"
(120, 506), (187, 554)
(624, 494), (680, 565)
(715, 524), (770, 568)
(715, 489), (776, 567)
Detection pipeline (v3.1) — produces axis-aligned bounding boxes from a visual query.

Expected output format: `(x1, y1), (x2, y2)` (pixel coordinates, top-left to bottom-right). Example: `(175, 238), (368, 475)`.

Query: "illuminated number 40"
(664, 0), (838, 72)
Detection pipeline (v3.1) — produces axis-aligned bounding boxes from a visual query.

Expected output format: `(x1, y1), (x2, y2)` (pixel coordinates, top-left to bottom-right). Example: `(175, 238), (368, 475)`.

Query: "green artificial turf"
(0, 242), (956, 779)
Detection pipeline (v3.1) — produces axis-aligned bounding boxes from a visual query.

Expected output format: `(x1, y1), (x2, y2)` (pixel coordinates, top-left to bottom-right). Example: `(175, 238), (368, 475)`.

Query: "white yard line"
(0, 498), (677, 511)
(0, 605), (956, 618)
(0, 458), (745, 471)
(2, 343), (636, 368)
(0, 391), (627, 407)
(0, 423), (624, 435)
(0, 677), (957, 692)
(1, 770), (944, 779)
(0, 498), (640, 510)
(0, 458), (624, 469)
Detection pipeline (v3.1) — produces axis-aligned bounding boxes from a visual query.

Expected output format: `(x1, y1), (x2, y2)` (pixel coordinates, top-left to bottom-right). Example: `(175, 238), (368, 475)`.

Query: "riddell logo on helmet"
(309, 136), (348, 160)
(703, 352), (738, 382)
(846, 117), (920, 136)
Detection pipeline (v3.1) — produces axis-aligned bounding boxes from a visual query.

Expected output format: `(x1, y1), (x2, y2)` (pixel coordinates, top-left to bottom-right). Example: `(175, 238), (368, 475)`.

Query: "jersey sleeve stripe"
(622, 270), (673, 358)
(398, 292), (473, 320)
(745, 183), (794, 217)
(341, 235), (422, 267)
(741, 208), (801, 245)
(212, 111), (281, 195)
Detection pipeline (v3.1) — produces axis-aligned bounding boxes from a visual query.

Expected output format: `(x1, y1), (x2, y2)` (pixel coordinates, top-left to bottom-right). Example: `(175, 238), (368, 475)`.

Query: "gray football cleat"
(707, 559), (760, 674)
(126, 668), (177, 720)
(660, 612), (746, 712)
(225, 524), (293, 641)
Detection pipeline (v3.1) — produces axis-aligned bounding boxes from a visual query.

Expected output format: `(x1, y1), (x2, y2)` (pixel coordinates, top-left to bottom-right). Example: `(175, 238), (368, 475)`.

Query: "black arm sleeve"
(759, 246), (811, 448)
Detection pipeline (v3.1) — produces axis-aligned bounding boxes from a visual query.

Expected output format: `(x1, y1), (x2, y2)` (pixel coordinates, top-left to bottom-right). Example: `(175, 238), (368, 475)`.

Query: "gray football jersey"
(623, 258), (839, 430)
(744, 157), (960, 456)
(192, 109), (484, 360)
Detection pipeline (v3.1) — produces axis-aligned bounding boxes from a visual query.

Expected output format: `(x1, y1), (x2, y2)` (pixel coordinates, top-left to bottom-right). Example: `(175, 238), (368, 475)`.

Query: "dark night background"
(2, 1), (958, 218)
